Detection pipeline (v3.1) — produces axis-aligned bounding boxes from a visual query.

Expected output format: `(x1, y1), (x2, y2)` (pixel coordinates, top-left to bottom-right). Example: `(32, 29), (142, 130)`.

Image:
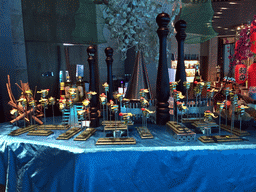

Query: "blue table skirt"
(1, 117), (256, 191)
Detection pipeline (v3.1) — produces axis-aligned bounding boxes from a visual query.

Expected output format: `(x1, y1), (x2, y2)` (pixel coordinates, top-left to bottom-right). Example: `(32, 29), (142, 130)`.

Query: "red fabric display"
(250, 24), (256, 54)
(248, 62), (256, 87)
(235, 63), (247, 84)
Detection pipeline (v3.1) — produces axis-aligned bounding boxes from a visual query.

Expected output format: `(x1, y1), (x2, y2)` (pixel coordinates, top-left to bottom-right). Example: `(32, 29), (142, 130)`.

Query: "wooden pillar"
(156, 13), (170, 125)
(87, 46), (99, 127)
(175, 20), (187, 95)
(105, 47), (114, 101)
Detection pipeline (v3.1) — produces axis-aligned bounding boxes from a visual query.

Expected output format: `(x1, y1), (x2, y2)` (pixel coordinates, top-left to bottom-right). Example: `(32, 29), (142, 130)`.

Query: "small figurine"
(204, 110), (218, 123)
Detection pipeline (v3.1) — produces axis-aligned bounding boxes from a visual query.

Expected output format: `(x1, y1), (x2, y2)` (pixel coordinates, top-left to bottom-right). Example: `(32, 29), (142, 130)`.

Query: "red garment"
(250, 23), (256, 53)
(248, 63), (256, 87)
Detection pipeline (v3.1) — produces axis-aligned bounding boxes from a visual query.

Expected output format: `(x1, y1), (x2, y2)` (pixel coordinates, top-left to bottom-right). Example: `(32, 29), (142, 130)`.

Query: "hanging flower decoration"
(228, 15), (256, 72)
(103, 0), (181, 61)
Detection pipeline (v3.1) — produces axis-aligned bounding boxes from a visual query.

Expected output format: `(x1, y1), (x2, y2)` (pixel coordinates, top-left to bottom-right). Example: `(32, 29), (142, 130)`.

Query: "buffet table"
(1, 117), (256, 192)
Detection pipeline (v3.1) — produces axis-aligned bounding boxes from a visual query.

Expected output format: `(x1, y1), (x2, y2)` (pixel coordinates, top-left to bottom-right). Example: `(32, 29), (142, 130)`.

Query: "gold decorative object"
(56, 127), (82, 140)
(102, 82), (109, 92)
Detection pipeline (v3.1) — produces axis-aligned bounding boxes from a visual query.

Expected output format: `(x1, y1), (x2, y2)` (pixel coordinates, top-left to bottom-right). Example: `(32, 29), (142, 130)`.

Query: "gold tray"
(198, 135), (243, 143)
(36, 124), (70, 130)
(74, 128), (96, 141)
(56, 127), (82, 140)
(9, 125), (37, 136)
(220, 124), (250, 137)
(27, 129), (53, 136)
(96, 137), (136, 145)
(136, 127), (153, 139)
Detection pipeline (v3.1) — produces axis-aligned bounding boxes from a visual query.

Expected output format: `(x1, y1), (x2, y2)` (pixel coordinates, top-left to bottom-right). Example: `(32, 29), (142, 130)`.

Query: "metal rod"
(225, 95), (228, 126)
(44, 107), (46, 130)
(52, 104), (55, 125)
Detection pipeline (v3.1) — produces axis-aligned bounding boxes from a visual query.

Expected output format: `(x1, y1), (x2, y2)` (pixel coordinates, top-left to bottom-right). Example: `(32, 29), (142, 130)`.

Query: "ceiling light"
(213, 16), (221, 18)
(220, 7), (228, 10)
(63, 43), (75, 46)
(216, 12), (222, 14)
(224, 28), (228, 30)
(230, 29), (235, 31)
(217, 26), (222, 28)
(237, 27), (241, 30)
(229, 2), (237, 5)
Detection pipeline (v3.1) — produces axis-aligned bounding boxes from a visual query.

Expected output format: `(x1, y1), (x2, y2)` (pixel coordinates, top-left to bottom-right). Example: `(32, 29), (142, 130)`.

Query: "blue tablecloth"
(1, 117), (256, 191)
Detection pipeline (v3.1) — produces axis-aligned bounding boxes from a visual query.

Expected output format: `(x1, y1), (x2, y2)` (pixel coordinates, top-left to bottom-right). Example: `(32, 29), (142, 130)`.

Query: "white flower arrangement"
(103, 0), (181, 61)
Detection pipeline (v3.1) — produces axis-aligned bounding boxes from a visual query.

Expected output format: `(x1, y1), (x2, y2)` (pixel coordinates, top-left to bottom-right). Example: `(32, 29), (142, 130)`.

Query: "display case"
(171, 60), (199, 82)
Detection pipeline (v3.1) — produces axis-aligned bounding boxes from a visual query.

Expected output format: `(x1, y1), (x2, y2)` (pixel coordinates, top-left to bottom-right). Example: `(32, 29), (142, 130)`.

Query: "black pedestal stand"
(87, 46), (99, 127)
(156, 13), (170, 125)
(175, 20), (187, 95)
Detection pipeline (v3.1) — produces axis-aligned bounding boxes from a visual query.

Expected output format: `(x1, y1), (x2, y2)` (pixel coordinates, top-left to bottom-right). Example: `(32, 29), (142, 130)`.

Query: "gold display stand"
(102, 120), (133, 126)
(220, 124), (250, 137)
(192, 121), (218, 129)
(96, 137), (136, 145)
(198, 135), (243, 143)
(27, 129), (53, 136)
(56, 127), (81, 140)
(36, 124), (70, 130)
(9, 125), (37, 136)
(74, 128), (96, 141)
(182, 118), (204, 123)
(104, 124), (127, 131)
(166, 121), (196, 141)
(136, 127), (153, 139)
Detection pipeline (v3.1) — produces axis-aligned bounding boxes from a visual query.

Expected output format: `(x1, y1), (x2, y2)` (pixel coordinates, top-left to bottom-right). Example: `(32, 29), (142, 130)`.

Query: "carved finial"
(87, 46), (96, 56)
(105, 47), (113, 57)
(175, 20), (187, 40)
(156, 13), (170, 28)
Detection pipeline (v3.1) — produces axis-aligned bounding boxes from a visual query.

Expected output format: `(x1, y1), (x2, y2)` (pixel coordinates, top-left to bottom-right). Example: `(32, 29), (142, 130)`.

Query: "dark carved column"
(175, 20), (187, 95)
(105, 47), (113, 101)
(156, 13), (170, 125)
(87, 46), (99, 127)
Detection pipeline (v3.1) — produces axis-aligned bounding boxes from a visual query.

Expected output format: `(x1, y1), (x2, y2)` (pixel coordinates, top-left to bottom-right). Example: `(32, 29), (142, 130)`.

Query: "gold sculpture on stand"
(57, 88), (82, 140)
(136, 89), (154, 139)
(7, 75), (44, 136)
(27, 89), (53, 136)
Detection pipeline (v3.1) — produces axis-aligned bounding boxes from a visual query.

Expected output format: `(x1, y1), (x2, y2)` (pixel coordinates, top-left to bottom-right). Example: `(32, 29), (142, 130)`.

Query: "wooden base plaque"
(56, 127), (82, 140)
(96, 137), (136, 145)
(198, 135), (243, 143)
(220, 124), (250, 137)
(27, 129), (53, 136)
(9, 125), (37, 136)
(74, 128), (96, 141)
(136, 127), (153, 139)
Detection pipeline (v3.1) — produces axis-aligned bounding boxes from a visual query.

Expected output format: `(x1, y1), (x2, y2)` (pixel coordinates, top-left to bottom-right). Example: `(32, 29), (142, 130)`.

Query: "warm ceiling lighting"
(229, 2), (237, 5)
(217, 26), (222, 28)
(216, 12), (223, 14)
(237, 27), (241, 30)
(220, 7), (228, 10)
(224, 28), (228, 30)
(213, 16), (221, 18)
(231, 29), (235, 31)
